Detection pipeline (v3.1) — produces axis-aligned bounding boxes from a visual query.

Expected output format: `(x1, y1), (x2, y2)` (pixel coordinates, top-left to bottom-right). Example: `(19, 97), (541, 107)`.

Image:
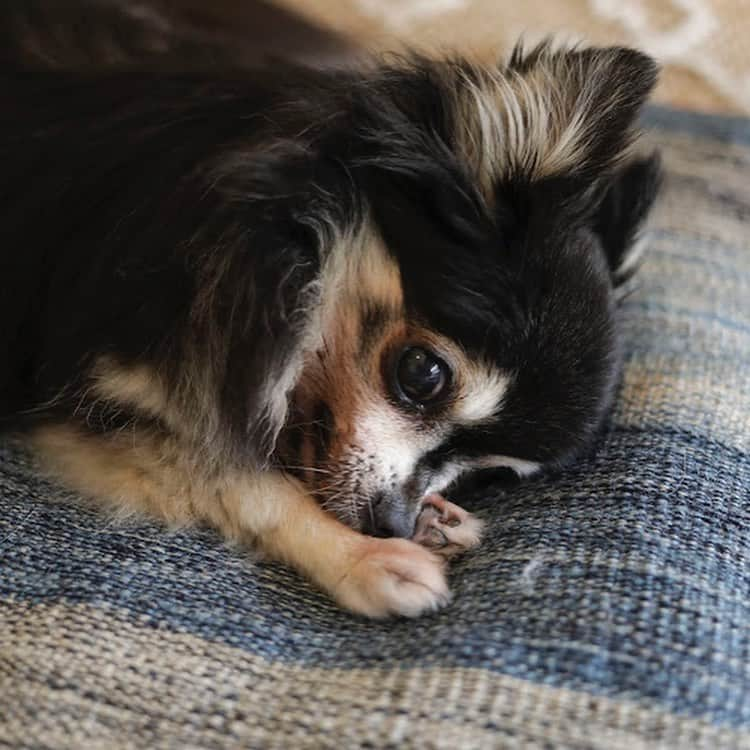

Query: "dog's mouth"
(278, 386), (483, 551)
(318, 479), (484, 557)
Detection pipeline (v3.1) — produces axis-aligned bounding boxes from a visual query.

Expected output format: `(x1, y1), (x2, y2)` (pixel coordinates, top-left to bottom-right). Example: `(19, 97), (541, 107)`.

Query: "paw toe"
(334, 538), (450, 618)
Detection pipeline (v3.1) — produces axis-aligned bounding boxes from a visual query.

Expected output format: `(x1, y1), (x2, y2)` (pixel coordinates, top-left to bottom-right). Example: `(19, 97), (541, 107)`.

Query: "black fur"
(0, 5), (661, 503)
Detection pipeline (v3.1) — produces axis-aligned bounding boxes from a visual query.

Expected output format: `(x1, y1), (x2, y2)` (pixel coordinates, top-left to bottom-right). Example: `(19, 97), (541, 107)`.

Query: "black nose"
(361, 492), (416, 538)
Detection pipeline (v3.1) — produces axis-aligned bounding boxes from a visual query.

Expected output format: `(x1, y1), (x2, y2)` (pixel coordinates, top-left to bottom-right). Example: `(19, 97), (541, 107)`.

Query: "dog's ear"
(497, 43), (659, 180)
(591, 152), (662, 284)
(487, 45), (661, 284)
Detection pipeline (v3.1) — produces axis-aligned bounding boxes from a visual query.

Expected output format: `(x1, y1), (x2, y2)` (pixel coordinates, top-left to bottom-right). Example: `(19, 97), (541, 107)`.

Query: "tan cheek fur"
(292, 311), (511, 505)
(290, 227), (408, 483)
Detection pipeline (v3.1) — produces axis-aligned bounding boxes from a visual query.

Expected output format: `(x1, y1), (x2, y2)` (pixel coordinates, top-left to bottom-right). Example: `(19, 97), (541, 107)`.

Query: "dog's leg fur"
(30, 423), (449, 618)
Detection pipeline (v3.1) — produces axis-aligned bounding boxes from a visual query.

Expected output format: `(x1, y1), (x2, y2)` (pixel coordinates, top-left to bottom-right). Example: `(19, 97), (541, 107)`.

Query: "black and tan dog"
(0, 1), (661, 617)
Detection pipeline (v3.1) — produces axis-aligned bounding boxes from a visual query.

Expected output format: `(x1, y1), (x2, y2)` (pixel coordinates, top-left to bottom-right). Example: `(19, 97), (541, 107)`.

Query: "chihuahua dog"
(0, 1), (661, 617)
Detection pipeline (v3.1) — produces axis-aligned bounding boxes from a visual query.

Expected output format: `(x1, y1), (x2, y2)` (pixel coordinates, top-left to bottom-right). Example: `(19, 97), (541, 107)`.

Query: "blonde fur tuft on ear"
(452, 42), (659, 192)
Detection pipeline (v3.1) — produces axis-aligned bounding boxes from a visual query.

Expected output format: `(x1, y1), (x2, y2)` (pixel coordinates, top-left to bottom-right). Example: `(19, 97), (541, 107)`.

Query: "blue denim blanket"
(2, 106), (749, 749)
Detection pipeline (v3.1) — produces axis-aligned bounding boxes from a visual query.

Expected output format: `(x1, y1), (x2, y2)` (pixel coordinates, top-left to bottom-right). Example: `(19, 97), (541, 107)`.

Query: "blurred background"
(233, 0), (750, 114)
(15, 1), (746, 114)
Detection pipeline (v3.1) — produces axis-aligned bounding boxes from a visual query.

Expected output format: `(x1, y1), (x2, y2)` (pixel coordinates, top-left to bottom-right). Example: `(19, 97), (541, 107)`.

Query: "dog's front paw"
(333, 538), (450, 618)
(411, 494), (484, 558)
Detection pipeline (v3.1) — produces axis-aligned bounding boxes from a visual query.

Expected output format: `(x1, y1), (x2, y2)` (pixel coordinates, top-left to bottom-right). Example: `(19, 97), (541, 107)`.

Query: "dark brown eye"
(394, 347), (450, 406)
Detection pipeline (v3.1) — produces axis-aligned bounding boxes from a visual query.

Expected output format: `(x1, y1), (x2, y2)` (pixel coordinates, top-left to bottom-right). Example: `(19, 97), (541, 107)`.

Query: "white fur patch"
(259, 222), (402, 456)
(454, 46), (643, 192)
(470, 454), (541, 478)
(456, 65), (590, 189)
(422, 459), (471, 496)
(455, 365), (511, 424)
(422, 452), (541, 496)
(614, 232), (649, 280)
(354, 403), (438, 488)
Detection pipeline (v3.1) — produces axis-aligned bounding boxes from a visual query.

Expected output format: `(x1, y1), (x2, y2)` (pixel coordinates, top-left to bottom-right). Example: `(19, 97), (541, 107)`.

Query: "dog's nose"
(362, 492), (416, 538)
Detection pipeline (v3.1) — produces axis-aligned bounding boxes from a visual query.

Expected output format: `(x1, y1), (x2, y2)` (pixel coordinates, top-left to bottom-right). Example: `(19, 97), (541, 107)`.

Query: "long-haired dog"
(0, 1), (661, 617)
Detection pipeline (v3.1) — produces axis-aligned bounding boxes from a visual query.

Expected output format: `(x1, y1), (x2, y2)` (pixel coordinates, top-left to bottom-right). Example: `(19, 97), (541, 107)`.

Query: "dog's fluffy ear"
(453, 43), (655, 184)
(592, 152), (663, 284)
(482, 45), (661, 285)
(502, 43), (659, 180)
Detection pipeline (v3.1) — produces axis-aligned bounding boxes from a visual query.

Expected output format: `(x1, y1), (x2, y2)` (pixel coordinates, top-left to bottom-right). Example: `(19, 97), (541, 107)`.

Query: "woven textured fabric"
(1, 106), (750, 749)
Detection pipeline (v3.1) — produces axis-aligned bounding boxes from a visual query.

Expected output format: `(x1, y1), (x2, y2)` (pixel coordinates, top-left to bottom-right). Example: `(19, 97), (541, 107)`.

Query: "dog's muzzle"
(361, 490), (420, 538)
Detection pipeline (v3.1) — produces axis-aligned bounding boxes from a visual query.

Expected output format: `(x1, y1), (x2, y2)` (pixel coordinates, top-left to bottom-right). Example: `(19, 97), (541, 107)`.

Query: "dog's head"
(269, 44), (661, 536)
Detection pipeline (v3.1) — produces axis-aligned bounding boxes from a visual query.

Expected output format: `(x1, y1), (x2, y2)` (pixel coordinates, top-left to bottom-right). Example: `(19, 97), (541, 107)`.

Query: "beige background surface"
(278, 0), (750, 114)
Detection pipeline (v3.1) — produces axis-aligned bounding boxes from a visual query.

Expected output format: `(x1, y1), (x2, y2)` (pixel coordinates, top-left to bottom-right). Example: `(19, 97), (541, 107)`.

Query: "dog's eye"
(395, 347), (450, 406)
